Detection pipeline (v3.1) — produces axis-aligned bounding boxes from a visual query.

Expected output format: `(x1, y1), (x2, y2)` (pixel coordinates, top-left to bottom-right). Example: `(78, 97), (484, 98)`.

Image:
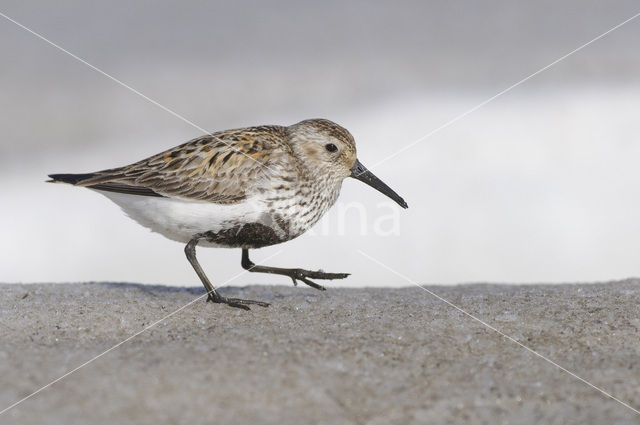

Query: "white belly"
(95, 190), (286, 247)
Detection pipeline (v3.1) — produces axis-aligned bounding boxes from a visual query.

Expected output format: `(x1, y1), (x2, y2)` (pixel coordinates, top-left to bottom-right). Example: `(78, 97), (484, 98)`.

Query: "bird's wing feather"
(77, 126), (292, 203)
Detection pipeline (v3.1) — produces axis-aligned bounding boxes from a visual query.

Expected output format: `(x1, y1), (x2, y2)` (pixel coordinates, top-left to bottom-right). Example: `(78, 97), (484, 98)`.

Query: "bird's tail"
(47, 173), (98, 185)
(47, 172), (118, 186)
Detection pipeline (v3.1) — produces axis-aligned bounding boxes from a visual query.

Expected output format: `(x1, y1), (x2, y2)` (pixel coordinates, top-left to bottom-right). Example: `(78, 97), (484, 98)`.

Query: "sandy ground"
(1, 280), (639, 425)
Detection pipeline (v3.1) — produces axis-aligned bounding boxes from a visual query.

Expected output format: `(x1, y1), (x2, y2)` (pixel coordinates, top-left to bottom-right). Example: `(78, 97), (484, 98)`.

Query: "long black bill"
(350, 159), (408, 209)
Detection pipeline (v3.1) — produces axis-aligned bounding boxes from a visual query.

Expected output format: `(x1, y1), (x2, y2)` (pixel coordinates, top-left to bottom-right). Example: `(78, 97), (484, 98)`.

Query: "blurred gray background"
(1, 0), (639, 287)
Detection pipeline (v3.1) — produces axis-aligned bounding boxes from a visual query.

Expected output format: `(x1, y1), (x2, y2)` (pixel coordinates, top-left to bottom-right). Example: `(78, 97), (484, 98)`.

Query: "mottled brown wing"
(78, 126), (291, 203)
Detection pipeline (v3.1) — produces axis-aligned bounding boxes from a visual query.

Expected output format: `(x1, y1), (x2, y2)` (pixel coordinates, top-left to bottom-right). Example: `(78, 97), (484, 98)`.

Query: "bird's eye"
(325, 143), (338, 153)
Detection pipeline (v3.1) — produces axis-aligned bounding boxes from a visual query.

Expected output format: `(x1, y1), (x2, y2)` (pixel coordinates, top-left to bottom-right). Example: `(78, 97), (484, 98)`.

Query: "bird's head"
(287, 119), (408, 209)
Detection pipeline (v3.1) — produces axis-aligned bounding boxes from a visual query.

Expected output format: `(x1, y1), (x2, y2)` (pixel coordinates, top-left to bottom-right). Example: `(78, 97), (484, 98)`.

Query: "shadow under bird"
(49, 119), (408, 309)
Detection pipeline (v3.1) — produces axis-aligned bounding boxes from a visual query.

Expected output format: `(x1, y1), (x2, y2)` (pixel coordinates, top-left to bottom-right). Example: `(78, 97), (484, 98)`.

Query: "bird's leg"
(241, 249), (349, 291)
(185, 239), (269, 310)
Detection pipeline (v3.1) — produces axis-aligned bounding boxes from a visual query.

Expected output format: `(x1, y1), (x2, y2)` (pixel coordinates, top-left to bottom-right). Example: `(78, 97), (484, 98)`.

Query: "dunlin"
(49, 119), (407, 309)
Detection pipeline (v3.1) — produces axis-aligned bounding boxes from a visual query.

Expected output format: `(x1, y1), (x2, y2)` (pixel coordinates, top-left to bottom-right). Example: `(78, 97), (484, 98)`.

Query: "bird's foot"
(287, 269), (350, 291)
(206, 293), (270, 310)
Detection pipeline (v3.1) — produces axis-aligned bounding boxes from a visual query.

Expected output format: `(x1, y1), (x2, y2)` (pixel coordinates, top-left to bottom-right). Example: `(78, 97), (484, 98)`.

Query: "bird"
(48, 118), (408, 310)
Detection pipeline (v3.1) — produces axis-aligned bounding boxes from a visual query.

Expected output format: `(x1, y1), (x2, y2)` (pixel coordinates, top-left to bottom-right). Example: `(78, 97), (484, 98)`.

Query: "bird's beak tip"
(350, 159), (408, 210)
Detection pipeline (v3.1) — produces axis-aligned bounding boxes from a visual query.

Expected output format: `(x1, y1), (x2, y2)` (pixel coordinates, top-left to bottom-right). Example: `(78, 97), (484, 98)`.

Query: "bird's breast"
(258, 179), (342, 239)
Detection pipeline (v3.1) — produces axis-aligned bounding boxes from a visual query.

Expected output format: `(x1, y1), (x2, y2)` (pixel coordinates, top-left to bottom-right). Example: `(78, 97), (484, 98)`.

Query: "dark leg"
(185, 239), (269, 310)
(241, 249), (349, 291)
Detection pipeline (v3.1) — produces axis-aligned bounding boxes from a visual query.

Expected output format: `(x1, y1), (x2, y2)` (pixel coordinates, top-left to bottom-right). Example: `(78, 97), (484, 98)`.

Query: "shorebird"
(49, 119), (407, 309)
